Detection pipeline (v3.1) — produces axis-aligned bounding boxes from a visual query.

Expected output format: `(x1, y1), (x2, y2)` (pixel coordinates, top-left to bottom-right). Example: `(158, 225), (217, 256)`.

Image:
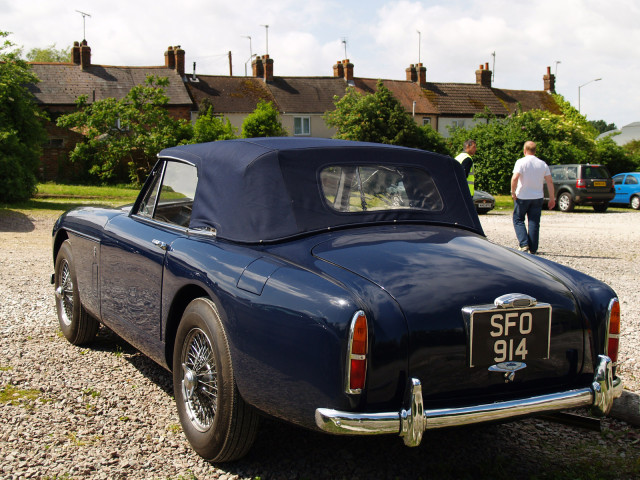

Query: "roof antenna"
(417, 30), (421, 64)
(261, 24), (269, 56)
(341, 37), (348, 59)
(75, 10), (91, 41)
(491, 51), (496, 82)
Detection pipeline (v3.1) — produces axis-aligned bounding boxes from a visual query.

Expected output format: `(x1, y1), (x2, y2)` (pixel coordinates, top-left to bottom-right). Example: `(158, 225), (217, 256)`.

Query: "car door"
(613, 174), (628, 203)
(99, 160), (198, 348)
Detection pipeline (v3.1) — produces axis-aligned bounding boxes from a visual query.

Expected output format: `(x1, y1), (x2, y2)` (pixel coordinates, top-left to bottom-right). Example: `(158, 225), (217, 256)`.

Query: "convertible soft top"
(158, 138), (482, 243)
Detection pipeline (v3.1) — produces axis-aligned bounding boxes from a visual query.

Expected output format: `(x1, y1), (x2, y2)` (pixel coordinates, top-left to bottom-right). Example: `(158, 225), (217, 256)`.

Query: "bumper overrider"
(315, 355), (623, 447)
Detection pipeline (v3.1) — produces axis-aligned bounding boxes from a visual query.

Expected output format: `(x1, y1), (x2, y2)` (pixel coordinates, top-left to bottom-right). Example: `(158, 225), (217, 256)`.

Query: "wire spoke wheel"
(181, 328), (218, 432)
(56, 259), (74, 327)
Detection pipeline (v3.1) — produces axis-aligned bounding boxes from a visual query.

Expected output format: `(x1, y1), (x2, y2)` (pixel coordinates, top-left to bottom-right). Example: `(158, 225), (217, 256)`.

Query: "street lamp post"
(578, 78), (601, 113)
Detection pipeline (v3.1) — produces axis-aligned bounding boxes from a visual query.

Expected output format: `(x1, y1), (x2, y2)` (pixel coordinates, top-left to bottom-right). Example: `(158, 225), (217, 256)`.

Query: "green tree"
(26, 44), (71, 63)
(241, 100), (287, 138)
(324, 80), (450, 155)
(589, 119), (617, 135)
(57, 75), (191, 184)
(189, 106), (237, 143)
(0, 32), (48, 202)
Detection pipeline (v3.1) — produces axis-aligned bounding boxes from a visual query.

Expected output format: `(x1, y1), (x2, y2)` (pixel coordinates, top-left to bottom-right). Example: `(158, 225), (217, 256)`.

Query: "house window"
(451, 120), (465, 129)
(422, 117), (431, 126)
(294, 116), (311, 136)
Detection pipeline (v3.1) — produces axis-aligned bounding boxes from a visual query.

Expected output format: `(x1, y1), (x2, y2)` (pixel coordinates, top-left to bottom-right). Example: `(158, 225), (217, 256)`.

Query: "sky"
(4, 0), (639, 128)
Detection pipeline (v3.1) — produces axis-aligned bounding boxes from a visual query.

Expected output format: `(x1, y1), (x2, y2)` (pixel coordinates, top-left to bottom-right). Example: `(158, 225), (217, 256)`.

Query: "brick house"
(28, 41), (561, 181)
(27, 41), (192, 181)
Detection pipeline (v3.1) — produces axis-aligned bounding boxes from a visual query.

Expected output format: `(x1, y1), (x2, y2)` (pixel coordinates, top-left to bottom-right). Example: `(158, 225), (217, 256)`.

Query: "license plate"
(467, 305), (552, 368)
(477, 202), (492, 208)
(593, 181), (606, 187)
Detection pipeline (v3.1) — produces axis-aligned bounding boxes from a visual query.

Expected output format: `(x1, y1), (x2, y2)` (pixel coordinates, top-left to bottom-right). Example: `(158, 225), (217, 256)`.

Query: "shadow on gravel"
(0, 210), (35, 233)
(543, 253), (620, 260)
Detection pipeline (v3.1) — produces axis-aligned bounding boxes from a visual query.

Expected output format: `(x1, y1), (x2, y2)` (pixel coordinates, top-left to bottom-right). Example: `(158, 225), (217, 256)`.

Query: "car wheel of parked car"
(557, 192), (575, 212)
(173, 297), (259, 462)
(631, 195), (640, 210)
(593, 203), (608, 213)
(54, 240), (99, 345)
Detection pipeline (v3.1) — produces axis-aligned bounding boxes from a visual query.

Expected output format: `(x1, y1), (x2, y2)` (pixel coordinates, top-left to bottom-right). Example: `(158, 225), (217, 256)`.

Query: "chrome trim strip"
(494, 293), (537, 308)
(316, 355), (622, 446)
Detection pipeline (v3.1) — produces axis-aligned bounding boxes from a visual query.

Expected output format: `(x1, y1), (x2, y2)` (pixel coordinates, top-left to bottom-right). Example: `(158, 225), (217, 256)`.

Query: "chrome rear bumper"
(315, 355), (623, 447)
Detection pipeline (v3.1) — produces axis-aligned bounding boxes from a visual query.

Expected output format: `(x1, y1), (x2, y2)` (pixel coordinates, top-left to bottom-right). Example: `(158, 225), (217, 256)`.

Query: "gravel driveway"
(0, 208), (638, 480)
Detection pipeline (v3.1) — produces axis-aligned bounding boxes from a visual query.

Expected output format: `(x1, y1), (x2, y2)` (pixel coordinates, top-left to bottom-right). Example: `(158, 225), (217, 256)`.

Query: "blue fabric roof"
(158, 138), (482, 243)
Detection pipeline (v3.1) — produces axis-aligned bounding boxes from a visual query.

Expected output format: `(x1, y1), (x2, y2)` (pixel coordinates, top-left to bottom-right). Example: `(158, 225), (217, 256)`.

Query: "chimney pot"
(543, 66), (556, 94)
(174, 46), (185, 77)
(165, 46), (175, 69)
(80, 40), (91, 70)
(476, 63), (492, 88)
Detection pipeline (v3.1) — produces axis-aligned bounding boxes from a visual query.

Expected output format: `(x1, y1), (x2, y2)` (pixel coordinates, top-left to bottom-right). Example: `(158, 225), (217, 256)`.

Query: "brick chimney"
(417, 63), (426, 86)
(475, 62), (492, 88)
(342, 59), (354, 82)
(174, 46), (185, 77)
(252, 56), (264, 78)
(262, 55), (274, 82)
(333, 60), (344, 78)
(406, 64), (417, 82)
(165, 46), (175, 70)
(72, 41), (81, 65)
(543, 66), (556, 93)
(80, 40), (91, 69)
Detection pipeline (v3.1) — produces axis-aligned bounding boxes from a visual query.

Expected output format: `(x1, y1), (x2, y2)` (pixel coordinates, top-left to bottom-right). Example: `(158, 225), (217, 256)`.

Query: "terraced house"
(27, 41), (561, 181)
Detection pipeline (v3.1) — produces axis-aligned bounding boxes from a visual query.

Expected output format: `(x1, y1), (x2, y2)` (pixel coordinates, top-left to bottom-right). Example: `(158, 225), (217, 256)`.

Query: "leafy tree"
(324, 80), (450, 155)
(189, 106), (237, 144)
(589, 119), (617, 135)
(241, 100), (287, 138)
(596, 136), (639, 175)
(57, 75), (192, 184)
(0, 32), (48, 202)
(26, 44), (71, 63)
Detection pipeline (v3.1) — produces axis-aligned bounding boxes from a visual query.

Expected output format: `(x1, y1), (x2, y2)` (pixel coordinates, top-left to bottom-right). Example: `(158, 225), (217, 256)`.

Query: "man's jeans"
(512, 198), (544, 253)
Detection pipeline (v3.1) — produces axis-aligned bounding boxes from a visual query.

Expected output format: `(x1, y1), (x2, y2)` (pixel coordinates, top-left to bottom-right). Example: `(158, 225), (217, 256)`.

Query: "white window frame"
(294, 116), (311, 136)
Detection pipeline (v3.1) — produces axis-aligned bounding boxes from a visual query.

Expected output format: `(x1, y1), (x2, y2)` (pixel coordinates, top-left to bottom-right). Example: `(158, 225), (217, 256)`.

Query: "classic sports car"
(52, 138), (622, 462)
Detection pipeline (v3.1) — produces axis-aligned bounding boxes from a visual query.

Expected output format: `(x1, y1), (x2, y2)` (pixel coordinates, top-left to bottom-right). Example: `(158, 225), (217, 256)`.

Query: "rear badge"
(489, 361), (527, 383)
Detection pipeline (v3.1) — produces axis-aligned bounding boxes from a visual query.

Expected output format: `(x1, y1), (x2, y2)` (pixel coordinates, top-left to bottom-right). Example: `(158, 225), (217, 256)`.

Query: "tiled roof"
(266, 77), (348, 113)
(27, 63), (192, 106)
(187, 76), (275, 113)
(353, 78), (439, 115)
(421, 83), (511, 116)
(492, 89), (562, 116)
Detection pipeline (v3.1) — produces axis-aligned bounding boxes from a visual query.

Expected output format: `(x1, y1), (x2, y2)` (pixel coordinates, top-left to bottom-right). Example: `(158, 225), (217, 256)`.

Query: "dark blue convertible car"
(52, 138), (622, 462)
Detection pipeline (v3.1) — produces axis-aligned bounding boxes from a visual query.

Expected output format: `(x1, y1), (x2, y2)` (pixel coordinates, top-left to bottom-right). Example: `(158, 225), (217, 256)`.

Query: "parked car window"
(625, 175), (638, 185)
(136, 161), (198, 227)
(582, 166), (609, 179)
(614, 176), (624, 185)
(567, 167), (577, 180)
(320, 165), (443, 213)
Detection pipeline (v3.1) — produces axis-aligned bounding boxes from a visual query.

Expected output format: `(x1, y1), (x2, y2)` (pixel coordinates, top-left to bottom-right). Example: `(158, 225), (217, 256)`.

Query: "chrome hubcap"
(181, 328), (217, 432)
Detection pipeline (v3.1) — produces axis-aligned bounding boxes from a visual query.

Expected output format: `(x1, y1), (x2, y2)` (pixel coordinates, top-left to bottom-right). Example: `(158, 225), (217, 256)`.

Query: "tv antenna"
(417, 30), (421, 64)
(76, 10), (91, 40)
(341, 37), (348, 59)
(491, 51), (496, 81)
(261, 24), (269, 55)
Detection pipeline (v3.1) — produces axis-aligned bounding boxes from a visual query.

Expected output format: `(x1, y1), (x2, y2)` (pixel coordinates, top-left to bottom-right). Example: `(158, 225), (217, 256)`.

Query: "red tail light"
(606, 298), (620, 364)
(576, 179), (586, 188)
(346, 311), (368, 393)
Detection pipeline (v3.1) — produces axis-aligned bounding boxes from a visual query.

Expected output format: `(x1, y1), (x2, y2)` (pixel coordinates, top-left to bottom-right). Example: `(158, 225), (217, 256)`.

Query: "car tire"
(54, 240), (99, 345)
(557, 192), (575, 212)
(631, 195), (640, 210)
(173, 297), (259, 462)
(593, 203), (608, 213)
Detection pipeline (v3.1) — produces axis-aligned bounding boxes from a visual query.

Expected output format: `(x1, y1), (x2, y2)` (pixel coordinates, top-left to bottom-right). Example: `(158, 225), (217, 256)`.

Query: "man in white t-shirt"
(510, 141), (555, 254)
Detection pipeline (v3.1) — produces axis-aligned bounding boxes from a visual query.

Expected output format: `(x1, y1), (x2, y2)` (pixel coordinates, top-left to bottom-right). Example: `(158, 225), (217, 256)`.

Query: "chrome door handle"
(152, 239), (169, 251)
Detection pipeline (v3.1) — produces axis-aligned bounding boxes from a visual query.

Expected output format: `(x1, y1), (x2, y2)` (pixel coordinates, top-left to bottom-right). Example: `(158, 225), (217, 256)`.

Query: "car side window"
(625, 176), (638, 185)
(567, 167), (576, 180)
(136, 161), (198, 227)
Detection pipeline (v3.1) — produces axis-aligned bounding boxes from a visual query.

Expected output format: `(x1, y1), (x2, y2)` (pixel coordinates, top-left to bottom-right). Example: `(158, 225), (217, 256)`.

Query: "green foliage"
(26, 44), (71, 63)
(189, 106), (237, 143)
(589, 119), (617, 135)
(595, 136), (639, 175)
(0, 32), (48, 202)
(447, 103), (632, 194)
(57, 76), (192, 184)
(324, 80), (450, 155)
(241, 100), (287, 138)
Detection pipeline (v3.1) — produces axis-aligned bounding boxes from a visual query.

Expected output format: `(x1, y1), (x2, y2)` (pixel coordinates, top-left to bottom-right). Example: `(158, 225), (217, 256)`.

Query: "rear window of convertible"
(320, 165), (444, 213)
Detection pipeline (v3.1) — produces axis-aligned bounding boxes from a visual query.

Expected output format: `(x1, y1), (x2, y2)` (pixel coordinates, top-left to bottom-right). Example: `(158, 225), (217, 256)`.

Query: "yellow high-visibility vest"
(455, 153), (475, 195)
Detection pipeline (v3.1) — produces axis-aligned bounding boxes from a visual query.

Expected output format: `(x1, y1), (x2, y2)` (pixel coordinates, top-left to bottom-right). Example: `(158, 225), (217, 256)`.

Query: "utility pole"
(229, 51), (232, 76)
